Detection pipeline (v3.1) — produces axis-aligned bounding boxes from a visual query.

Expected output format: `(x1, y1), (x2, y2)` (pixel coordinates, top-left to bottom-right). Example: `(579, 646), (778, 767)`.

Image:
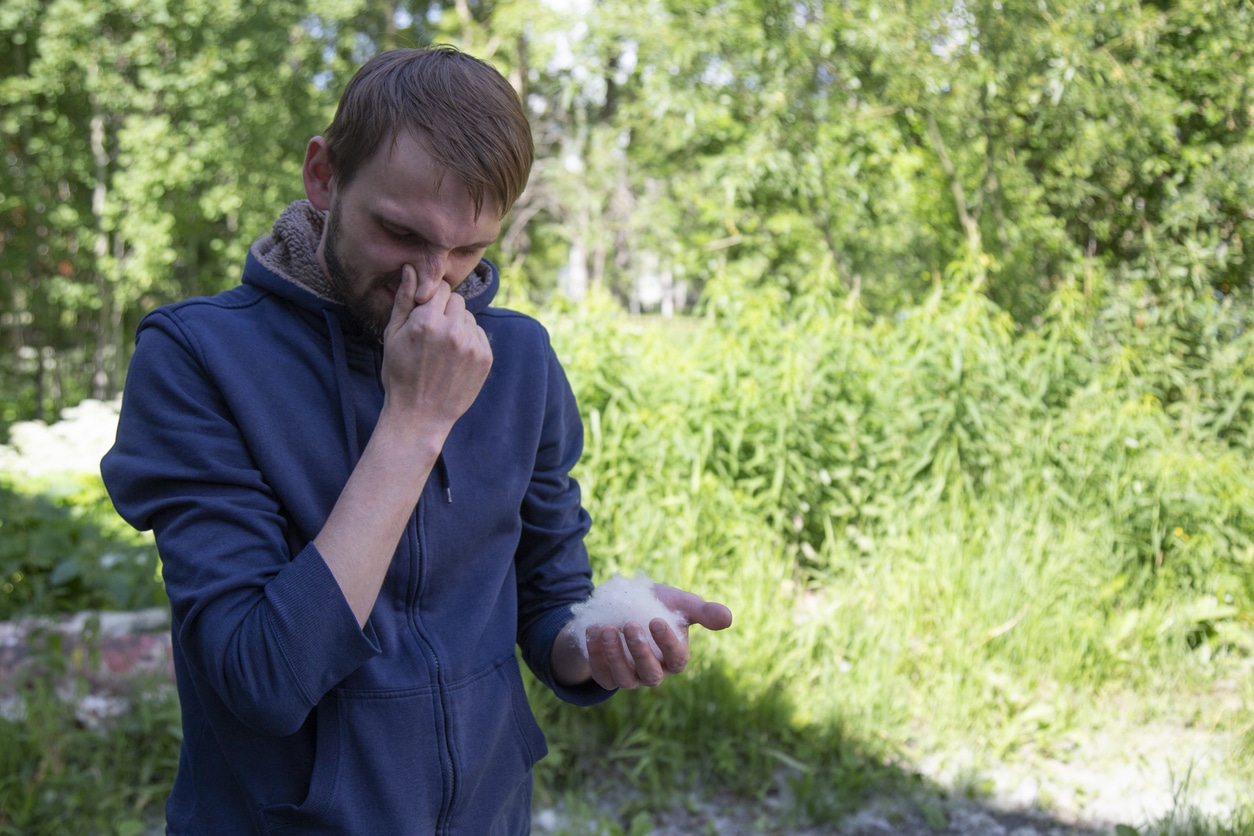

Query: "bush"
(0, 476), (165, 619)
(529, 279), (1254, 810)
(0, 673), (180, 835)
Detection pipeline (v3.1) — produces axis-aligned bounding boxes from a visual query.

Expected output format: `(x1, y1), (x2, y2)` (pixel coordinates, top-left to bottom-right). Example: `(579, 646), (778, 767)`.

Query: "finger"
(468, 313), (492, 362)
(623, 622), (666, 687)
(694, 601), (733, 631)
(650, 618), (689, 675)
(654, 585), (734, 632)
(440, 283), (465, 316)
(417, 276), (452, 310)
(585, 625), (623, 691)
(596, 624), (640, 690)
(386, 265), (418, 337)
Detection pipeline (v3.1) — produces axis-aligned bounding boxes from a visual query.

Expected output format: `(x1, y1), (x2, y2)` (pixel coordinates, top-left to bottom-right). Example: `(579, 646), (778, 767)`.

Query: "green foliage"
(1, 0), (1252, 829)
(1140, 799), (1254, 836)
(0, 0), (343, 421)
(5, 0), (1252, 424)
(0, 669), (179, 835)
(526, 276), (1254, 821)
(0, 476), (164, 619)
(1, 277), (1251, 830)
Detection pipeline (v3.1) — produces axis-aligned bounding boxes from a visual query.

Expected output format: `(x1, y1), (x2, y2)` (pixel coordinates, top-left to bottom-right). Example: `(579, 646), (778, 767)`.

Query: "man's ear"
(303, 136), (335, 211)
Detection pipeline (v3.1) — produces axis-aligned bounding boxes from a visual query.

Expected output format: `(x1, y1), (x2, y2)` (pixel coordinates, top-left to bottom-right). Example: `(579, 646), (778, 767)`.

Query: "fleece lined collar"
(247, 200), (495, 306)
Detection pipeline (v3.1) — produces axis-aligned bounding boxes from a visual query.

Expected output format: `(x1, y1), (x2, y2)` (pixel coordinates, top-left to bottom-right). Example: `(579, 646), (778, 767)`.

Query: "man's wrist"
(372, 406), (450, 461)
(550, 620), (593, 687)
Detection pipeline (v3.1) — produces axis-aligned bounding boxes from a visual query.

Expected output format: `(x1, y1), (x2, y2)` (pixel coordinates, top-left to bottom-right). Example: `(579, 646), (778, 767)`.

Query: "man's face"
(318, 130), (503, 338)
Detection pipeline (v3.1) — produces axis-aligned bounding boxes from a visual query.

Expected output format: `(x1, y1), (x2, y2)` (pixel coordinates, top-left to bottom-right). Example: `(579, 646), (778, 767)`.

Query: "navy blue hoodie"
(101, 202), (612, 834)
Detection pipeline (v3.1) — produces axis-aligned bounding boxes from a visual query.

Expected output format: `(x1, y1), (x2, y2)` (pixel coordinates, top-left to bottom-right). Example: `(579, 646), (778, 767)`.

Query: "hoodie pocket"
(259, 686), (445, 835)
(441, 654), (548, 833)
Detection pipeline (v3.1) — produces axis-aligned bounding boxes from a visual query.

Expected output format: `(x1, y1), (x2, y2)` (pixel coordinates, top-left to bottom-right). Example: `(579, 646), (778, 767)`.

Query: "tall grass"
(521, 279), (1254, 823)
(2, 277), (1250, 832)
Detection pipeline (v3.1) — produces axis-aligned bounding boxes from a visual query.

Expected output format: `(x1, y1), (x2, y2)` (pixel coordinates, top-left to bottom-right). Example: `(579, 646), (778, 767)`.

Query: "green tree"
(3, 0), (1252, 426)
(1, 0), (341, 426)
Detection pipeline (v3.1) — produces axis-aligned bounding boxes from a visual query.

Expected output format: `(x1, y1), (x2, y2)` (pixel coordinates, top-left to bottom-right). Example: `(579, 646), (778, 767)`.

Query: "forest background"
(1, 0), (1253, 833)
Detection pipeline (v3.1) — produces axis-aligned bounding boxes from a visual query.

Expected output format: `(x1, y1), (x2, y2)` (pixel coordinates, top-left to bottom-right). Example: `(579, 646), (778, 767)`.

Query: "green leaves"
(528, 269), (1254, 820)
(0, 0), (338, 422)
(3, 0), (1253, 428)
(0, 476), (163, 619)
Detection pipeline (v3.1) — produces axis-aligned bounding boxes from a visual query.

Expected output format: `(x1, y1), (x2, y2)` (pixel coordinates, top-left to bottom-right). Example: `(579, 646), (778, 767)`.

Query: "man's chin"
(338, 296), (389, 340)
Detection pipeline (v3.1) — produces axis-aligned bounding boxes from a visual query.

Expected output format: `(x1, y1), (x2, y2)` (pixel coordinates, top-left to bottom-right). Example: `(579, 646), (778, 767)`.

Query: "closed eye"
(382, 224), (423, 244)
(375, 215), (493, 254)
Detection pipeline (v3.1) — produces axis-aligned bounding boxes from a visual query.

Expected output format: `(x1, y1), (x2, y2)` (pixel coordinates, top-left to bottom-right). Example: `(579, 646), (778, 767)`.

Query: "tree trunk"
(511, 33), (529, 103)
(382, 0), (398, 51)
(925, 111), (984, 286)
(90, 89), (113, 400)
(454, 0), (476, 47)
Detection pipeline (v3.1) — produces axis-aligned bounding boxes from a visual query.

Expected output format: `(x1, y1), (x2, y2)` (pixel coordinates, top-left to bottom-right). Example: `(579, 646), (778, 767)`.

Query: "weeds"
(533, 280), (1254, 826)
(0, 656), (179, 835)
(0, 476), (163, 620)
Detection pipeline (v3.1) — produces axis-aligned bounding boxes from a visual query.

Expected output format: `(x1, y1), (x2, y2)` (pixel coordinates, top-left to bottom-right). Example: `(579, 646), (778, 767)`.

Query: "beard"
(323, 199), (397, 341)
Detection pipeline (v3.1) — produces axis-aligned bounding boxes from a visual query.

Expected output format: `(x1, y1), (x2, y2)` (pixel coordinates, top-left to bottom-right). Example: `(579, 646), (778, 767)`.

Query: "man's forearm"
(314, 413), (447, 627)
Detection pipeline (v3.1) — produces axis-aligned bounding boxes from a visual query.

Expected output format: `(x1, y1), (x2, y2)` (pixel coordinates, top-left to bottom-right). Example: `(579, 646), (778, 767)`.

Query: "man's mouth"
(375, 278), (401, 302)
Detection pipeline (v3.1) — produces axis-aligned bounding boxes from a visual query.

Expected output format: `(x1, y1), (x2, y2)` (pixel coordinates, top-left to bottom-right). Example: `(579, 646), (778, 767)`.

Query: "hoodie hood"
(242, 200), (500, 327)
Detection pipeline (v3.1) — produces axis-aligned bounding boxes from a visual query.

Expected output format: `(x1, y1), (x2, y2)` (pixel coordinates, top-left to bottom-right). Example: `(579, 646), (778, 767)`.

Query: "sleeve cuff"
(266, 541), (381, 703)
(526, 603), (616, 707)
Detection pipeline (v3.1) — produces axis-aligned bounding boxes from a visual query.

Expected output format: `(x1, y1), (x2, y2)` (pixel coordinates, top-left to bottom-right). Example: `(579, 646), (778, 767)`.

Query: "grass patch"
(0, 666), (179, 835)
(529, 282), (1254, 827)
(3, 280), (1252, 832)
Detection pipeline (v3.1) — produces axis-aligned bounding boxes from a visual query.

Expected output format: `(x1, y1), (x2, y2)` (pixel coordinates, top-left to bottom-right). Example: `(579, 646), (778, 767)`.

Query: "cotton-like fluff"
(568, 572), (687, 660)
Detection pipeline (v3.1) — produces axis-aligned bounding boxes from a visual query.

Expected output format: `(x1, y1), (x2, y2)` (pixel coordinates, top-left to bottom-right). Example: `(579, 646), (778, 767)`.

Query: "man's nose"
(411, 251), (450, 301)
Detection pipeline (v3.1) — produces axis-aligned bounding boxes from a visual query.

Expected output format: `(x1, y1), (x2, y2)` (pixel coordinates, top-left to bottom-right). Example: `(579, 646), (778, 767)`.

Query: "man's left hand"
(582, 585), (733, 691)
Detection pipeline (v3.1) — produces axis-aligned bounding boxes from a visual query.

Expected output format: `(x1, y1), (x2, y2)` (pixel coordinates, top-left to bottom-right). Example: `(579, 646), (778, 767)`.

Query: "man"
(102, 46), (731, 834)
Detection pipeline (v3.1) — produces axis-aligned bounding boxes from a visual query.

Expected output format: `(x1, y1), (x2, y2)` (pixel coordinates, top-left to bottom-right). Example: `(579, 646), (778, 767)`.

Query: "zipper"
(374, 345), (459, 831)
(408, 494), (458, 833)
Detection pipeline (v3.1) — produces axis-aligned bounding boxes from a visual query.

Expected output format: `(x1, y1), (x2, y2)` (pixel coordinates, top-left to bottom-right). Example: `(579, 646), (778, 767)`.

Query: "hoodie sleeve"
(101, 310), (380, 737)
(512, 338), (615, 706)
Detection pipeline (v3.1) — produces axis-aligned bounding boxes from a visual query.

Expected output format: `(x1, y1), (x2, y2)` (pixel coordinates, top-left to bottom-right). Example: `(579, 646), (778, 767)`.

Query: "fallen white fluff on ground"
(568, 572), (687, 660)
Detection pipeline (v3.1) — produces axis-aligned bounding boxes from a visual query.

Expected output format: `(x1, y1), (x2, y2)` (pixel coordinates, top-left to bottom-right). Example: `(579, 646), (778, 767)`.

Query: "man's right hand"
(380, 264), (493, 434)
(317, 263), (493, 627)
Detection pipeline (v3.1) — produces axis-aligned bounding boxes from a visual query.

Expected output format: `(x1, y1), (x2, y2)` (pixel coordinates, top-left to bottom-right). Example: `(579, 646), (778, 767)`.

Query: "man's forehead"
(352, 131), (503, 220)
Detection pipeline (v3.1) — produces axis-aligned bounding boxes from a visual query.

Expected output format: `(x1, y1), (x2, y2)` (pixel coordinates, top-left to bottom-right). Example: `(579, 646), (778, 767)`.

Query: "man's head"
(302, 47), (532, 337)
(322, 46), (533, 218)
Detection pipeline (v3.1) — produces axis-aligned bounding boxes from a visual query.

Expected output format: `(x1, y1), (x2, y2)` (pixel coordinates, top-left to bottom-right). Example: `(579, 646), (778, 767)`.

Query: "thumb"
(385, 265), (417, 339)
(693, 601), (733, 632)
(654, 585), (734, 632)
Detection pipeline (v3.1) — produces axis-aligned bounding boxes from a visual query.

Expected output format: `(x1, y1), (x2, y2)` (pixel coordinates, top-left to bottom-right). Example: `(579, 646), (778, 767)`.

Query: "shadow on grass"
(1, 619), (1244, 835)
(526, 661), (1225, 835)
(0, 670), (180, 836)
(1, 475), (1241, 835)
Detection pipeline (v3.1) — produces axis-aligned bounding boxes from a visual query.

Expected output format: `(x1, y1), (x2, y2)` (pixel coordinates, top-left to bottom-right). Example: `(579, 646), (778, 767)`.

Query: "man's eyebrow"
(372, 211), (494, 250)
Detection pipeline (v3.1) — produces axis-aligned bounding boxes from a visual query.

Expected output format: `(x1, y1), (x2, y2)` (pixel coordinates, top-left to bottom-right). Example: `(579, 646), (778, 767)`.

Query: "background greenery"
(1, 0), (1252, 833)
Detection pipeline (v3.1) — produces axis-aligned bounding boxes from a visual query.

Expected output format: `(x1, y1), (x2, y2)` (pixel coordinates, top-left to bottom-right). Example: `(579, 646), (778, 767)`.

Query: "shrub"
(0, 476), (165, 619)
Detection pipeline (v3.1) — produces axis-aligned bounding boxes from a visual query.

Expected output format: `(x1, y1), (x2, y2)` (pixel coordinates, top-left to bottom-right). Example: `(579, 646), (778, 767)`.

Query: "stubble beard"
(323, 201), (394, 341)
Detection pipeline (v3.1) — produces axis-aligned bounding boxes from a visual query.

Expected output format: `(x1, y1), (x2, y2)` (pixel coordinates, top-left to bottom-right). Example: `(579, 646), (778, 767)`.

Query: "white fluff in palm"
(569, 572), (687, 660)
